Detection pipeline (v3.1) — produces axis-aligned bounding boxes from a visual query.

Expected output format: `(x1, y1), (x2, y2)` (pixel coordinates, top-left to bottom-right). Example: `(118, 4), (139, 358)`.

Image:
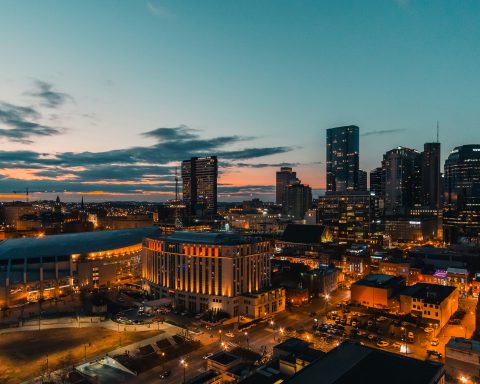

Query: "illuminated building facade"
(142, 231), (285, 318)
(326, 125), (360, 193)
(0, 227), (158, 307)
(317, 192), (380, 243)
(443, 145), (480, 243)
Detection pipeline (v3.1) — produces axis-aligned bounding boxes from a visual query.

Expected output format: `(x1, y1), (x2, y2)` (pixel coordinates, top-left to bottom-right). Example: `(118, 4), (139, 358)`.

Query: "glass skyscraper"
(326, 125), (359, 193)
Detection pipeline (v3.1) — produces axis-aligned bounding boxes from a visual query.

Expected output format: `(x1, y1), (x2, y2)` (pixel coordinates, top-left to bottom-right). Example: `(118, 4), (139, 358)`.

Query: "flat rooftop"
(286, 341), (444, 384)
(208, 351), (240, 366)
(446, 337), (480, 353)
(400, 283), (456, 304)
(352, 274), (404, 288)
(0, 226), (159, 260)
(156, 231), (260, 245)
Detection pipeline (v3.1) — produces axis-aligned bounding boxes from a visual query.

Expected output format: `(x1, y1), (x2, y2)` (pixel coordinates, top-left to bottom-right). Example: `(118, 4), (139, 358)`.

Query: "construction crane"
(11, 188), (56, 203)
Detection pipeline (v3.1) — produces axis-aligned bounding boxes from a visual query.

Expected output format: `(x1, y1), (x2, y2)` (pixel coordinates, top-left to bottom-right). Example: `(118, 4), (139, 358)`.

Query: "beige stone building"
(142, 231), (285, 318)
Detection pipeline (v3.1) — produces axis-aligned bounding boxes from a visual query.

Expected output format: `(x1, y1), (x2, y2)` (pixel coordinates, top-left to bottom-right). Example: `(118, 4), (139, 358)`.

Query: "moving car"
(203, 352), (214, 359)
(225, 332), (235, 338)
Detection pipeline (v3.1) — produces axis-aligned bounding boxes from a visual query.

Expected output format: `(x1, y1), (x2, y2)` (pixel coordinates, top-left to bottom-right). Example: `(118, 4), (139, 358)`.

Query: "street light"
(160, 352), (165, 371)
(218, 329), (222, 342)
(180, 359), (188, 384)
(244, 332), (249, 347)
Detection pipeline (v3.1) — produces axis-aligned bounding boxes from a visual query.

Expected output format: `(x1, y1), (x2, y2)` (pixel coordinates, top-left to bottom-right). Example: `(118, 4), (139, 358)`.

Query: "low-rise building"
(400, 283), (458, 329)
(300, 266), (343, 297)
(285, 341), (445, 384)
(350, 274), (406, 309)
(445, 337), (480, 383)
(273, 338), (324, 377)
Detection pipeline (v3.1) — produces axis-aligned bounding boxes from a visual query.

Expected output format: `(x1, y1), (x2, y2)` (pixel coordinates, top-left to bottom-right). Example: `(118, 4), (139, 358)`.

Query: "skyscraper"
(286, 182), (312, 220)
(369, 167), (383, 196)
(443, 145), (480, 242)
(358, 170), (368, 192)
(326, 125), (359, 193)
(276, 167), (298, 206)
(182, 156), (218, 218)
(422, 142), (441, 210)
(382, 147), (422, 216)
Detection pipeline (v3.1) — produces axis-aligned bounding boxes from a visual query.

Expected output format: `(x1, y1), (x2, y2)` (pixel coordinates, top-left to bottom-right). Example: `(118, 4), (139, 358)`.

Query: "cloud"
(0, 102), (62, 144)
(146, 1), (172, 17)
(361, 129), (406, 137)
(225, 162), (299, 168)
(0, 123), (296, 199)
(29, 80), (72, 108)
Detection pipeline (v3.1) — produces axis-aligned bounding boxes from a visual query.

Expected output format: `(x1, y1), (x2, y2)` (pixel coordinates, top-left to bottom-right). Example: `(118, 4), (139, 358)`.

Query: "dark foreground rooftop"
(286, 341), (444, 384)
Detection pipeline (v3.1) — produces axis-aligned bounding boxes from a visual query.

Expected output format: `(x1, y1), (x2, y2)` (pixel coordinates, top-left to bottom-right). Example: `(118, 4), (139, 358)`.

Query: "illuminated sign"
(409, 221), (421, 225)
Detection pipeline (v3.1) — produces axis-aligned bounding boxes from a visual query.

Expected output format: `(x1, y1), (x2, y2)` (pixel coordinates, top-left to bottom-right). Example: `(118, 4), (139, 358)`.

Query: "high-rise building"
(369, 167), (383, 196)
(276, 167), (298, 206)
(326, 125), (360, 193)
(286, 182), (312, 220)
(358, 170), (368, 192)
(317, 191), (381, 243)
(142, 231), (286, 318)
(182, 156), (218, 218)
(422, 142), (441, 209)
(443, 145), (480, 242)
(382, 147), (422, 216)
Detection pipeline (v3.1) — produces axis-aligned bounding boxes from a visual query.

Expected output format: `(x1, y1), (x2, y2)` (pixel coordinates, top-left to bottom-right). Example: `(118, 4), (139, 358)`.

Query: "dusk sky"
(1, 0), (480, 202)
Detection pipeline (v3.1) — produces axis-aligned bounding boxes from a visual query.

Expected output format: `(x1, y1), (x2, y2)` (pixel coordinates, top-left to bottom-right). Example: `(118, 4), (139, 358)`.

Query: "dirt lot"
(0, 328), (159, 383)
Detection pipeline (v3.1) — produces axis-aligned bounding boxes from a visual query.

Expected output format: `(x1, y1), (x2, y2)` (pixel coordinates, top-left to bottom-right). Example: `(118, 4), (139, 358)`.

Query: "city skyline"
(1, 1), (480, 202)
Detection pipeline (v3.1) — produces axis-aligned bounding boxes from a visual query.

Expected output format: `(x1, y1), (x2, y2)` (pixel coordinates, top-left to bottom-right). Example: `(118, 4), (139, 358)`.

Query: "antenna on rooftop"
(436, 121), (439, 143)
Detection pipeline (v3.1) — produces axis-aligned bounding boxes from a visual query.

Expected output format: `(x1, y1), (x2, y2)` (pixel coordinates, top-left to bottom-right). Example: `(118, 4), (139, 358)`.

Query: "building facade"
(182, 156), (218, 219)
(443, 145), (480, 243)
(142, 231), (285, 318)
(326, 125), (360, 193)
(286, 183), (312, 220)
(276, 167), (298, 207)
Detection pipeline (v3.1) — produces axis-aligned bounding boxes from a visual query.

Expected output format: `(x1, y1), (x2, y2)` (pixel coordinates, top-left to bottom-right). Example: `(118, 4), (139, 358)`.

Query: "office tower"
(317, 192), (380, 242)
(382, 147), (422, 216)
(286, 182), (312, 220)
(422, 142), (441, 209)
(181, 156), (218, 218)
(370, 167), (383, 196)
(358, 170), (368, 191)
(276, 167), (298, 206)
(326, 125), (359, 192)
(142, 231), (286, 318)
(443, 145), (480, 242)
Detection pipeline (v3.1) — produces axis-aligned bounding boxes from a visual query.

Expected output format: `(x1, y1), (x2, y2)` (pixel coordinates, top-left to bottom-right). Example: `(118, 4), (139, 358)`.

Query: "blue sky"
(0, 0), (479, 201)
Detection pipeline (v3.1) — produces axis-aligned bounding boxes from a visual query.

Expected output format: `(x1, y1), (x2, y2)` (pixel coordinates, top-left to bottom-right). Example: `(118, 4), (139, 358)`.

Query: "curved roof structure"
(0, 226), (159, 260)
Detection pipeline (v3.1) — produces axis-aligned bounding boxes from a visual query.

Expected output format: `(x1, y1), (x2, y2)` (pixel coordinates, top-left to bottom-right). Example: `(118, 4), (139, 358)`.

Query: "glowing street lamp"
(180, 359), (188, 383)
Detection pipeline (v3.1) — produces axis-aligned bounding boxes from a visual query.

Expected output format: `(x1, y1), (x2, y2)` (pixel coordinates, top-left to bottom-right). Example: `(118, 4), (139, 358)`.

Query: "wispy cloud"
(361, 129), (406, 137)
(0, 102), (63, 144)
(146, 1), (172, 17)
(28, 80), (73, 108)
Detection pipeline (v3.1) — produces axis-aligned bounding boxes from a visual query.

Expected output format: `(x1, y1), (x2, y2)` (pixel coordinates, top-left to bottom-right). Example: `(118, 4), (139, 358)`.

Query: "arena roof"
(0, 226), (160, 260)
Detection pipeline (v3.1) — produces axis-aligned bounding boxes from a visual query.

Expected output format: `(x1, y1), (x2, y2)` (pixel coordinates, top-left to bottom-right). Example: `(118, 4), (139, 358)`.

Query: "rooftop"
(208, 351), (241, 366)
(446, 337), (480, 353)
(352, 274), (405, 288)
(0, 226), (159, 260)
(157, 231), (259, 245)
(282, 224), (328, 244)
(400, 283), (456, 304)
(186, 370), (222, 384)
(286, 341), (444, 384)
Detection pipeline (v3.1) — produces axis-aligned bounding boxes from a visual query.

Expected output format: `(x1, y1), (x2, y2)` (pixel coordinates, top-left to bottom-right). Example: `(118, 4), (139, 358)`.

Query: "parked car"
(377, 340), (389, 348)
(159, 370), (171, 379)
(431, 338), (439, 346)
(377, 316), (387, 322)
(203, 353), (214, 359)
(392, 342), (402, 348)
(424, 327), (434, 333)
(225, 332), (235, 338)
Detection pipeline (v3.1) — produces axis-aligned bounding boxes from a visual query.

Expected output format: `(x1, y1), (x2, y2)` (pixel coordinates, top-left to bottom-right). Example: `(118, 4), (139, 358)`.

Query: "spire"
(436, 121), (439, 143)
(56, 195), (60, 204)
(81, 196), (84, 211)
